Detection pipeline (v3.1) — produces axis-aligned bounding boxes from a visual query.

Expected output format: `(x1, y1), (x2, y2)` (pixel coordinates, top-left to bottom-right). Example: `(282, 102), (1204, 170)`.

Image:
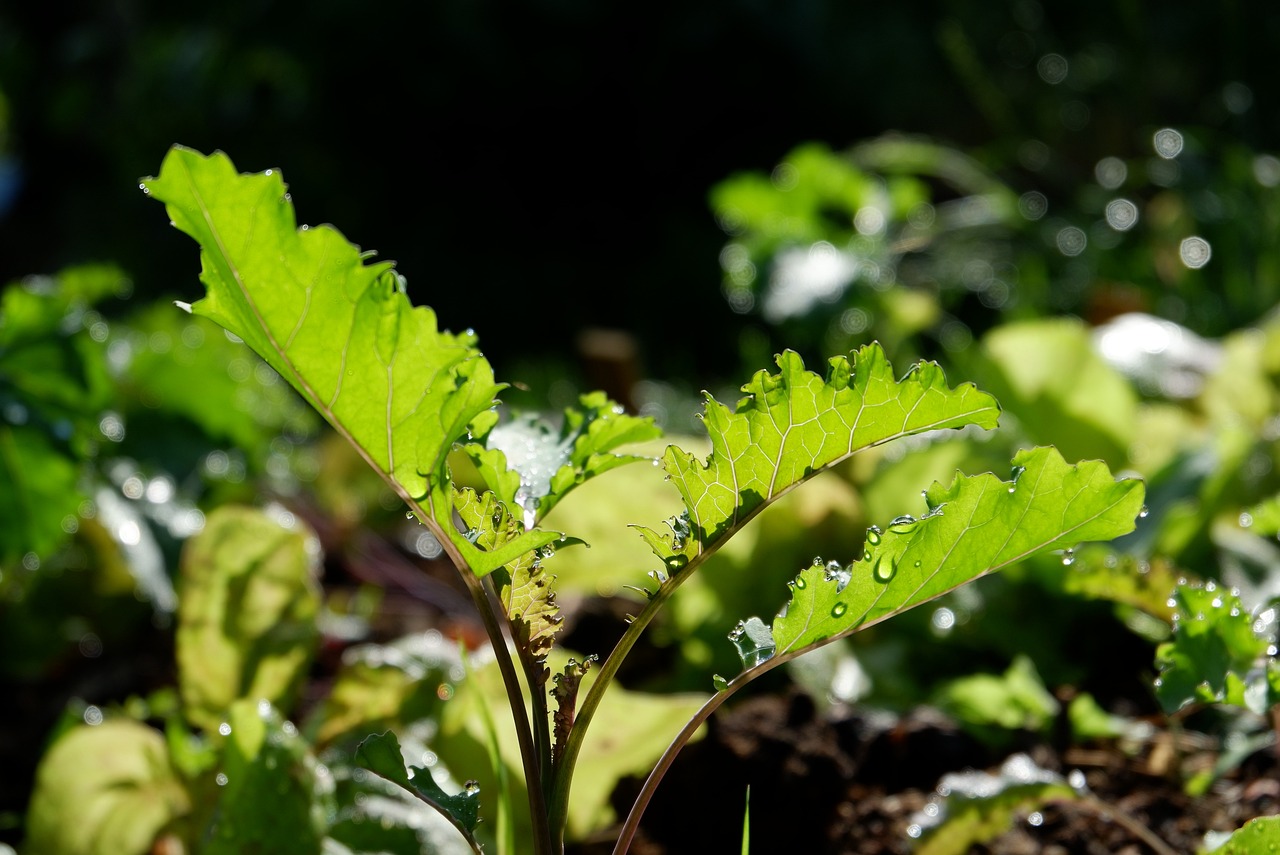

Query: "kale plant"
(139, 146), (1145, 854)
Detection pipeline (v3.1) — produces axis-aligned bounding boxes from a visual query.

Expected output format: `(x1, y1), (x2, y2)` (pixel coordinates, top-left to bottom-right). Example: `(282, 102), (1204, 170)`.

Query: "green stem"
(393, 491), (553, 855)
(548, 482), (808, 840)
(547, 557), (692, 839)
(611, 636), (836, 854)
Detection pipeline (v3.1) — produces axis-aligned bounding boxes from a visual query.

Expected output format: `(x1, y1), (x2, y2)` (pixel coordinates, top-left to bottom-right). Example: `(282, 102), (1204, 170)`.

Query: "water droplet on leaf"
(831, 602), (847, 617)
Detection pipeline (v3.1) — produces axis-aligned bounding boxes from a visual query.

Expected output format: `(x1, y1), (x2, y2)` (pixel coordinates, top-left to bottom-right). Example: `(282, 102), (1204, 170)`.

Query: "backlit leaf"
(660, 344), (999, 549)
(769, 447), (1144, 660)
(144, 147), (557, 576)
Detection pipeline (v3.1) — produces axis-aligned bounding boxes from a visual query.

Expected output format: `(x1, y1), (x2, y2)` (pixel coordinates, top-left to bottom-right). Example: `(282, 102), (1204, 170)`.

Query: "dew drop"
(1138, 505), (1150, 519)
(812, 556), (824, 567)
(866, 525), (882, 546)
(794, 576), (806, 590)
(1061, 548), (1075, 566)
(913, 560), (922, 568)
(873, 556), (896, 583)
(712, 674), (729, 692)
(464, 780), (480, 795)
(831, 602), (847, 618)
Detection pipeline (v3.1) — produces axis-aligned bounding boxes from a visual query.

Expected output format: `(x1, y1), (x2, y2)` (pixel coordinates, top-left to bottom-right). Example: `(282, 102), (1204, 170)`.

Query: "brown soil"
(570, 690), (1280, 855)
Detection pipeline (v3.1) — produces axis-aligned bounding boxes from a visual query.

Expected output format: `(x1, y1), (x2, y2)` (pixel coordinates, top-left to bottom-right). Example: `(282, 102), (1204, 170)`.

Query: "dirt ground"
(569, 690), (1280, 855)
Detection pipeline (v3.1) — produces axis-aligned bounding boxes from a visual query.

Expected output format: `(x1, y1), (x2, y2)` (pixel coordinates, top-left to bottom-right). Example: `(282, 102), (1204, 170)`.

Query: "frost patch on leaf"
(486, 414), (577, 527)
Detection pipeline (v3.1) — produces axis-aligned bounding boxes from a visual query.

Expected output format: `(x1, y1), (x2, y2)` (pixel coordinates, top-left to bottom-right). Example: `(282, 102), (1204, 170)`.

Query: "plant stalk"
(411, 498), (554, 855)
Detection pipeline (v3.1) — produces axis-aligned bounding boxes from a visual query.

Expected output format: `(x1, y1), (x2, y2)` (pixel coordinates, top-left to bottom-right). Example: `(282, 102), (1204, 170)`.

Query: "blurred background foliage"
(6, 1), (1280, 852)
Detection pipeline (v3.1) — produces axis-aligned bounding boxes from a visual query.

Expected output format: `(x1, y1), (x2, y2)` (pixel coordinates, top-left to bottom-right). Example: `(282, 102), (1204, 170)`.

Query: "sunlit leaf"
(25, 720), (190, 855)
(933, 655), (1059, 745)
(975, 318), (1137, 467)
(144, 147), (552, 576)
(176, 505), (321, 731)
(1213, 815), (1280, 853)
(768, 447), (1144, 660)
(659, 343), (999, 549)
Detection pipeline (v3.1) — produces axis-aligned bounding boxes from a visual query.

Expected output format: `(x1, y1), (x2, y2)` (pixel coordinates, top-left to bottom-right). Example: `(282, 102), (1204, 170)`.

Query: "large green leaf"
(176, 505), (321, 731)
(25, 720), (190, 855)
(767, 447), (1144, 661)
(144, 146), (557, 575)
(143, 146), (490, 498)
(660, 344), (999, 547)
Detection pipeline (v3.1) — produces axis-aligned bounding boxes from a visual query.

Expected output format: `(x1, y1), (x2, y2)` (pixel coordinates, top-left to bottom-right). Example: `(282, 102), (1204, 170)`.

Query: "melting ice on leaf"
(735, 447), (1143, 672)
(728, 617), (777, 670)
(466, 391), (662, 528)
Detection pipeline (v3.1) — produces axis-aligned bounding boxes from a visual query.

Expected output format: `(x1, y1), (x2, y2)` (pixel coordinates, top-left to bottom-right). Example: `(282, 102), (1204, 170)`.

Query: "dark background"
(3, 1), (1277, 383)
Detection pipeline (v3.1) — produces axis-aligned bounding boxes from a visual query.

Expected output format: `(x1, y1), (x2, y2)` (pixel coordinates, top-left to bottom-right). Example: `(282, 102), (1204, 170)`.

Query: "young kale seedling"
(144, 146), (1145, 854)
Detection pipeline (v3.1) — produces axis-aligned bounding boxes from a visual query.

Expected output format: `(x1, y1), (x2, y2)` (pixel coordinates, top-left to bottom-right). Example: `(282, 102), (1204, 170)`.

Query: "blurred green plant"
(711, 132), (1280, 371)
